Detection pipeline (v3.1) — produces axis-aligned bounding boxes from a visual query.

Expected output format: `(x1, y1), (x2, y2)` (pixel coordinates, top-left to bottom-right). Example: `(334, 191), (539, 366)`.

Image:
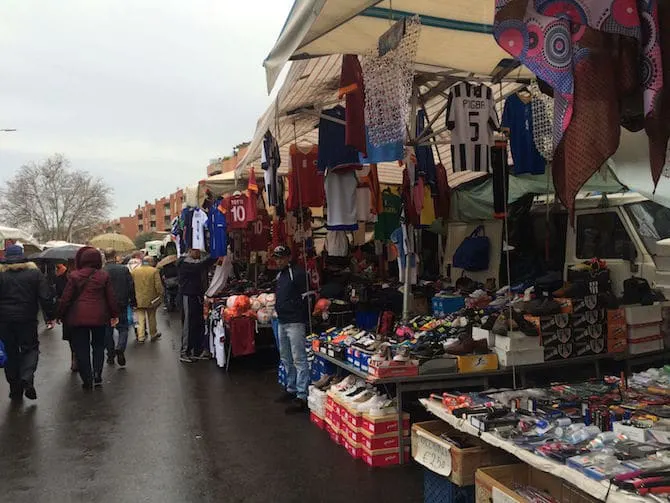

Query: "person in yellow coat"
(130, 256), (163, 343)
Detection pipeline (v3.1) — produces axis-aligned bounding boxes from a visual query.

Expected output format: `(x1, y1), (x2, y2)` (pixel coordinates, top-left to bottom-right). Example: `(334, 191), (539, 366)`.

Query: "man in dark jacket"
(273, 245), (310, 414)
(177, 249), (215, 363)
(0, 245), (56, 401)
(103, 249), (136, 367)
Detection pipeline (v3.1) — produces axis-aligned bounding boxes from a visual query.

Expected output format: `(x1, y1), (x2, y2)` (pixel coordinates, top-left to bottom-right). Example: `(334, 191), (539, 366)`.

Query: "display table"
(420, 398), (648, 502)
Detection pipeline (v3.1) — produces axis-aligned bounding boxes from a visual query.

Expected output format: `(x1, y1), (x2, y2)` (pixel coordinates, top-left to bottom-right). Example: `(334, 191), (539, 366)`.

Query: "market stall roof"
(263, 0), (532, 93)
(236, 54), (524, 188)
(0, 226), (41, 249)
(203, 171), (242, 197)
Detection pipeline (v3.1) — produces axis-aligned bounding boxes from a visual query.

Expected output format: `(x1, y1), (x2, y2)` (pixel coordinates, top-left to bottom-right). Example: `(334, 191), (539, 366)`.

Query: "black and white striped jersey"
(446, 82), (499, 173)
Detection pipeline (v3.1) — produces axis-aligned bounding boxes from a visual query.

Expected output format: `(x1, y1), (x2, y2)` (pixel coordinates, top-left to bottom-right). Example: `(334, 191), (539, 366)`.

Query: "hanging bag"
(452, 226), (490, 272)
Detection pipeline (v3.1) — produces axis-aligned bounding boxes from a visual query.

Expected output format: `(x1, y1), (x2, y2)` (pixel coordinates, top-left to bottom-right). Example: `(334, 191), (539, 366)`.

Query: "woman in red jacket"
(57, 247), (119, 390)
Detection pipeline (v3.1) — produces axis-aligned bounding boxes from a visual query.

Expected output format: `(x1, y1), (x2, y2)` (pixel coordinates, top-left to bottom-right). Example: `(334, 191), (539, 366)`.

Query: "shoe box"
(345, 348), (371, 371)
(362, 411), (410, 436)
(524, 313), (571, 339)
(495, 347), (544, 367)
(606, 308), (627, 353)
(455, 354), (499, 373)
(361, 446), (411, 467)
(543, 343), (574, 361)
(625, 304), (664, 355)
(432, 295), (466, 318)
(310, 411), (325, 430)
(368, 359), (419, 379)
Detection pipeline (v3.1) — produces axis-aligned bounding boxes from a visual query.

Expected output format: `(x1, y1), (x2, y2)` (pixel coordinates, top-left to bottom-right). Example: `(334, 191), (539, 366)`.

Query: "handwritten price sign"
(412, 432), (452, 477)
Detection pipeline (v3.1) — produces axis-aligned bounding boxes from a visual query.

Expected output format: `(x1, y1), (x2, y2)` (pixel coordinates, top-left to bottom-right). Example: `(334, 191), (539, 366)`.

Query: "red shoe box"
(344, 438), (362, 459)
(359, 430), (408, 451)
(325, 421), (341, 445)
(325, 409), (341, 430)
(310, 411), (325, 430)
(341, 418), (361, 444)
(340, 403), (363, 428)
(361, 412), (410, 436)
(368, 360), (419, 379)
(361, 446), (411, 467)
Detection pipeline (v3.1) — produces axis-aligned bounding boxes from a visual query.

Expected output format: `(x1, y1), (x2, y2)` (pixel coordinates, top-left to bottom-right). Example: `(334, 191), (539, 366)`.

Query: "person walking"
(131, 256), (162, 343)
(272, 246), (310, 414)
(0, 245), (56, 401)
(54, 260), (78, 372)
(177, 249), (215, 363)
(57, 247), (119, 390)
(103, 249), (136, 366)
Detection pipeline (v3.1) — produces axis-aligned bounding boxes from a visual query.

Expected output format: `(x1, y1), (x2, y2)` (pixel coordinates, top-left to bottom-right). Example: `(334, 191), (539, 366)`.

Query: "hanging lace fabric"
(530, 81), (554, 163)
(360, 15), (421, 148)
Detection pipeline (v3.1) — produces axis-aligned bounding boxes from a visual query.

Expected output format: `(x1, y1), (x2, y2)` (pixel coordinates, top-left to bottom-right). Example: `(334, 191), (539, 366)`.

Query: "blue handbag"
(0, 339), (7, 368)
(452, 226), (490, 272)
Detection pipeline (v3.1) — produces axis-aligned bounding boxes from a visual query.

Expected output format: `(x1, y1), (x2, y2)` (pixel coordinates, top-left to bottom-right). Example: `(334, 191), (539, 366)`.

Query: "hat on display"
(272, 245), (291, 258)
(4, 245), (25, 262)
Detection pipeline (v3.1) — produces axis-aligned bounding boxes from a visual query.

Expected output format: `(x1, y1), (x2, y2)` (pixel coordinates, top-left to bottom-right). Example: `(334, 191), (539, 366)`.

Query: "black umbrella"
(37, 245), (83, 261)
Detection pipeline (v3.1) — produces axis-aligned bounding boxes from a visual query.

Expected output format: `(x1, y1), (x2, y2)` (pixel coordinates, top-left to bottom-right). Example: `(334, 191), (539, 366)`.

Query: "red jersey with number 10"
(224, 193), (255, 230)
(248, 211), (271, 251)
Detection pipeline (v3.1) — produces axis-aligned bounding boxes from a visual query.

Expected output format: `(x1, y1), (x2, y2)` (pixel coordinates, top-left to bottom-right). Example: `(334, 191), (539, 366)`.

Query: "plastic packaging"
(565, 425), (601, 444)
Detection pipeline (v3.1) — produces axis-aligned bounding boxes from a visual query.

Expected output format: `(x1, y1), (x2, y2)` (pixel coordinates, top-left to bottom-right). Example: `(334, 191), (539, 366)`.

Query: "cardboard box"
(361, 446), (410, 468)
(541, 327), (573, 347)
(360, 430), (407, 451)
(495, 347), (544, 367)
(573, 323), (606, 343)
(310, 411), (325, 429)
(325, 421), (342, 445)
(361, 412), (410, 436)
(456, 354), (498, 373)
(607, 324), (627, 340)
(553, 297), (574, 314)
(412, 421), (514, 487)
(544, 343), (574, 361)
(475, 464), (598, 503)
(343, 436), (362, 459)
(493, 332), (540, 352)
(607, 308), (626, 328)
(368, 359), (419, 379)
(607, 337), (628, 353)
(524, 313), (571, 335)
(625, 304), (662, 325)
(472, 327), (495, 347)
(432, 295), (466, 317)
(628, 335), (664, 355)
(572, 309), (606, 329)
(628, 322), (661, 341)
(572, 295), (601, 314)
(574, 336), (606, 356)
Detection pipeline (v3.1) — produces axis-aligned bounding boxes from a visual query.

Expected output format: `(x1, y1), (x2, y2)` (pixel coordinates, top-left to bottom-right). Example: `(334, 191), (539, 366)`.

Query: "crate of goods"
(432, 295), (466, 318)
(424, 468), (475, 503)
(475, 464), (599, 503)
(412, 421), (514, 487)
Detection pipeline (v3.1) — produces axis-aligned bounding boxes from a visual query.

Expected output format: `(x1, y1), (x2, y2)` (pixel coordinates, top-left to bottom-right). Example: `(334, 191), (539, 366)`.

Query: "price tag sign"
(492, 487), (519, 503)
(411, 431), (452, 477)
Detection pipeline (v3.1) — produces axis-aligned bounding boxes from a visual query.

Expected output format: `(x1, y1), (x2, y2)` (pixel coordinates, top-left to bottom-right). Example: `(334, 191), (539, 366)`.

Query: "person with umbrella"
(0, 245), (56, 401)
(57, 246), (119, 389)
(103, 249), (136, 367)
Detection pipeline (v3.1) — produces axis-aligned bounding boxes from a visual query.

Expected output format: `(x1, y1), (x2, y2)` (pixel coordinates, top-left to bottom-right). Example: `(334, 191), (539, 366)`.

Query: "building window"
(164, 216), (171, 227)
(137, 213), (143, 220)
(138, 224), (144, 233)
(150, 208), (156, 216)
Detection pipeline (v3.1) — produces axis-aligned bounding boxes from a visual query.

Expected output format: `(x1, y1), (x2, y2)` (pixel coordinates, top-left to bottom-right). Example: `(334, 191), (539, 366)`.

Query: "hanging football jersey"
(287, 144), (325, 210)
(247, 210), (271, 252)
(374, 189), (401, 241)
(501, 93), (546, 175)
(191, 208), (208, 251)
(208, 203), (227, 258)
(317, 106), (361, 172)
(223, 193), (252, 230)
(305, 257), (321, 291)
(324, 167), (358, 231)
(446, 82), (499, 173)
(261, 130), (281, 206)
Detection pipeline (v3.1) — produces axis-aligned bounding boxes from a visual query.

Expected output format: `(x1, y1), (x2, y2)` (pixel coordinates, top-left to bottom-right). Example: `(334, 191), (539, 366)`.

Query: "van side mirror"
(622, 242), (639, 273)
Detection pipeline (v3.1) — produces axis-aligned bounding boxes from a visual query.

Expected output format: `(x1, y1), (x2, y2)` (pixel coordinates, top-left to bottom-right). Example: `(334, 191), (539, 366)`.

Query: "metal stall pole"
(402, 85), (419, 321)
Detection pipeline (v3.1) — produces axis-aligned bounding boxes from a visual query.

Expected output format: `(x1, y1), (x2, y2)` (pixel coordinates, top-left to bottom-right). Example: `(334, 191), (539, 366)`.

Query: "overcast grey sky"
(0, 0), (293, 216)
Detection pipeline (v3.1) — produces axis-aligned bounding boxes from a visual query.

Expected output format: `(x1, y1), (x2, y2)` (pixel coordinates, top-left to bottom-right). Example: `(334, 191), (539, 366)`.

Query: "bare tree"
(0, 154), (113, 242)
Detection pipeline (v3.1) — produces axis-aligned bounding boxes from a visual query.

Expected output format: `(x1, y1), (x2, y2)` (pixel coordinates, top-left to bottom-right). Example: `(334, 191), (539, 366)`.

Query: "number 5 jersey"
(446, 82), (499, 173)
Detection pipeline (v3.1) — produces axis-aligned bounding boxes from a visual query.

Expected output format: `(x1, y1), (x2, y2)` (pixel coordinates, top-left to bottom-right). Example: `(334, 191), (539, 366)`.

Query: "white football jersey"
(446, 82), (499, 173)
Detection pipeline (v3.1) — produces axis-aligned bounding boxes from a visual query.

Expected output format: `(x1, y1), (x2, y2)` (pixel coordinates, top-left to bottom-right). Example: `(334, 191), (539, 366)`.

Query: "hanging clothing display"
(205, 256), (234, 298)
(415, 109), (437, 190)
(374, 189), (401, 241)
(433, 163), (451, 221)
(247, 209), (271, 252)
(446, 81), (499, 172)
(390, 226), (418, 285)
(223, 192), (254, 230)
(419, 184), (436, 227)
(493, 0), (670, 218)
(208, 203), (227, 258)
(261, 130), (281, 207)
(305, 257), (321, 291)
(491, 142), (510, 219)
(317, 106), (361, 172)
(287, 144), (325, 210)
(191, 208), (208, 251)
(360, 163), (382, 215)
(325, 230), (349, 257)
(285, 208), (312, 242)
(324, 167), (358, 231)
(359, 131), (404, 164)
(501, 93), (546, 175)
(338, 54), (367, 156)
(171, 216), (184, 256)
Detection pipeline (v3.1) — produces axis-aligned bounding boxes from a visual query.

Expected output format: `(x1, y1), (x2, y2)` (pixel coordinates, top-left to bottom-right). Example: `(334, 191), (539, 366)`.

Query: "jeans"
(0, 321), (39, 394)
(181, 295), (204, 356)
(136, 308), (158, 341)
(278, 322), (308, 400)
(105, 306), (130, 356)
(70, 326), (106, 385)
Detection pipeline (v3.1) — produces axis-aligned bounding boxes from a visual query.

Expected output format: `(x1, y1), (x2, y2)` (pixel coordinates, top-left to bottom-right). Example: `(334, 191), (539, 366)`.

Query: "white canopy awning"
(263, 0), (532, 93)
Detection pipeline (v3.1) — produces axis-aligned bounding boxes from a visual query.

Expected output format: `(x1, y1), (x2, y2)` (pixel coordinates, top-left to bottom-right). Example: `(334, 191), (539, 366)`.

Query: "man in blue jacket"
(273, 245), (310, 414)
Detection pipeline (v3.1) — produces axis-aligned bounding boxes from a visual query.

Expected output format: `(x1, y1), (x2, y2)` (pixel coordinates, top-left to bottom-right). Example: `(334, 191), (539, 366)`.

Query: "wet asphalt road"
(0, 311), (422, 503)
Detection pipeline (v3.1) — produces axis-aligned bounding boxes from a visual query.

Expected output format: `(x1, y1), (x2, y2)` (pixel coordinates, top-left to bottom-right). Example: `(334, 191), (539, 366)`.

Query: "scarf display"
(494, 0), (670, 220)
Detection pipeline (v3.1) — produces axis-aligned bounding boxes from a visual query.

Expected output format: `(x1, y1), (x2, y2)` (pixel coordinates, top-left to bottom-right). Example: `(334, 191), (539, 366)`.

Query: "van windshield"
(626, 200), (670, 254)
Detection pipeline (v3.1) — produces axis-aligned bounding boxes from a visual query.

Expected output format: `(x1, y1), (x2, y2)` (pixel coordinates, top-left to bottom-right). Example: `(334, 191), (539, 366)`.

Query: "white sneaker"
(332, 375), (356, 393)
(355, 394), (385, 413)
(369, 398), (397, 417)
(393, 346), (411, 362)
(346, 388), (373, 403)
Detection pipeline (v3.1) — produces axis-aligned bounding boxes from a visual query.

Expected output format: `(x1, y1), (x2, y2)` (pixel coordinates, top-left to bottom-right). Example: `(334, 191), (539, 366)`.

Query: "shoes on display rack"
(393, 346), (411, 363)
(346, 388), (373, 403)
(285, 398), (309, 415)
(275, 391), (297, 403)
(369, 398), (397, 417)
(444, 334), (488, 356)
(371, 342), (392, 364)
(312, 374), (333, 389)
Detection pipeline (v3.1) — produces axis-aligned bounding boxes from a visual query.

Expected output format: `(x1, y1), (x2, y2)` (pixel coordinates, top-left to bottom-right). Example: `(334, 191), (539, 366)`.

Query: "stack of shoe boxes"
(308, 386), (327, 429)
(525, 312), (574, 361)
(572, 298), (607, 357)
(606, 308), (627, 353)
(491, 332), (543, 367)
(324, 391), (410, 467)
(625, 304), (664, 354)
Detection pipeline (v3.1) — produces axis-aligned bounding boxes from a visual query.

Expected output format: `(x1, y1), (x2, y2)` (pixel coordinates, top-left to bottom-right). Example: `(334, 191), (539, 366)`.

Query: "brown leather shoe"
(444, 337), (489, 356)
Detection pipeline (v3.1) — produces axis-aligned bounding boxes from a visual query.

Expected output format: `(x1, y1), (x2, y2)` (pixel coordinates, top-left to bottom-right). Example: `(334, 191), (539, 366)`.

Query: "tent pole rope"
(292, 119), (313, 334)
